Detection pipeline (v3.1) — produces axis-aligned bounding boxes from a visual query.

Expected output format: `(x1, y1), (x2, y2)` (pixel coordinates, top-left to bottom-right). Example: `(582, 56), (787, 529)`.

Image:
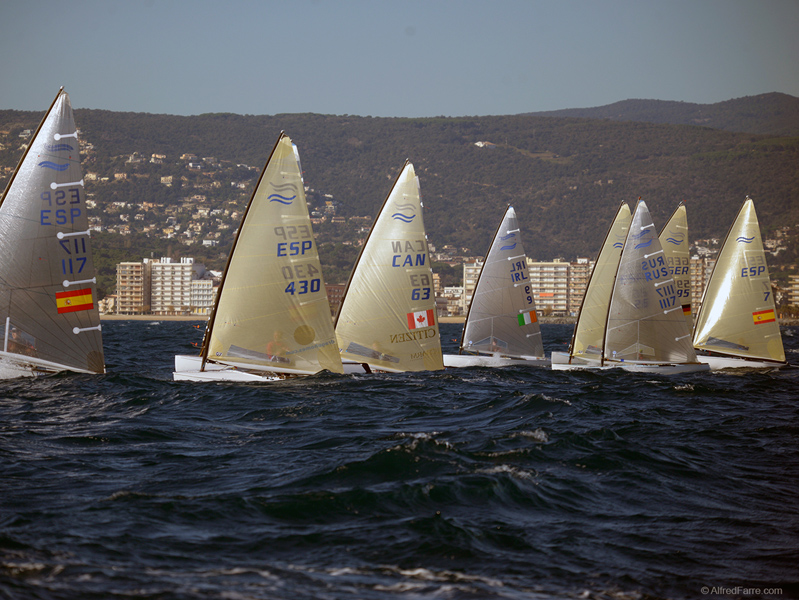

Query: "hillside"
(526, 93), (799, 136)
(1, 93), (798, 295)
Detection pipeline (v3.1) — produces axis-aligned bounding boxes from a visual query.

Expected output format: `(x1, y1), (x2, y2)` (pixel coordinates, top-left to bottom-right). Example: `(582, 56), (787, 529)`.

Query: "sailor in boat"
(266, 331), (290, 364)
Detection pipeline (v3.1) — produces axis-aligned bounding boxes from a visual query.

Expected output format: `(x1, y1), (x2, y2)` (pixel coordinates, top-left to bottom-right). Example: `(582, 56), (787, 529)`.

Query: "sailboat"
(173, 133), (344, 381)
(443, 206), (549, 368)
(334, 161), (443, 373)
(0, 88), (104, 378)
(551, 201), (631, 368)
(554, 199), (708, 373)
(692, 197), (786, 369)
(658, 202), (693, 328)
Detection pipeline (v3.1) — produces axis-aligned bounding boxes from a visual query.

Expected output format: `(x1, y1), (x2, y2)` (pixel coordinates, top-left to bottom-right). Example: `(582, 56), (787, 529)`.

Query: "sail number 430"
(282, 263), (321, 296)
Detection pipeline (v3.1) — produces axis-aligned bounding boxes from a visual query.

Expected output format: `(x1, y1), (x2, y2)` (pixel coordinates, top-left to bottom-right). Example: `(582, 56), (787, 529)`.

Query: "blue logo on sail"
(268, 194), (295, 204)
(267, 182), (297, 204)
(613, 242), (624, 248)
(392, 202), (416, 223)
(500, 233), (516, 241)
(630, 228), (651, 240)
(736, 236), (754, 244)
(634, 239), (653, 250)
(500, 242), (517, 251)
(665, 230), (685, 245)
(45, 143), (74, 152)
(38, 161), (69, 171)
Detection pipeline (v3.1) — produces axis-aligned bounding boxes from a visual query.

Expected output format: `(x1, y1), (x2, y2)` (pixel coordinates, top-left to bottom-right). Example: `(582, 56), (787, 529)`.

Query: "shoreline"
(99, 314), (799, 326)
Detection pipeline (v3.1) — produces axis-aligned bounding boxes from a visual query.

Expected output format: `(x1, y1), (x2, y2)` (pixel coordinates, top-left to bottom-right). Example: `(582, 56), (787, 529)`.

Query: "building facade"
(150, 257), (194, 315)
(116, 261), (151, 315)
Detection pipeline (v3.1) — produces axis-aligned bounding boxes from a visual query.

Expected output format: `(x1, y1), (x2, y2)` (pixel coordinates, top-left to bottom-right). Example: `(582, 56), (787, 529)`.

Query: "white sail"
(174, 133), (343, 381)
(444, 205), (547, 368)
(335, 161), (443, 372)
(658, 203), (692, 327)
(603, 199), (701, 367)
(692, 197), (786, 368)
(0, 89), (104, 377)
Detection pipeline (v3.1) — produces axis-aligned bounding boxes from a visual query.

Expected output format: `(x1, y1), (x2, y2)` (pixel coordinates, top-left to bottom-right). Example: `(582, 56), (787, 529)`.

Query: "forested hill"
(526, 93), (799, 136)
(1, 93), (797, 271)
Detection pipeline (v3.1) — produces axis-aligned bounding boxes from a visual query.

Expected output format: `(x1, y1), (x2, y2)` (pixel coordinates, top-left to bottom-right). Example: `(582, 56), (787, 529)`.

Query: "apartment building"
(150, 257), (194, 315)
(527, 259), (570, 316)
(190, 279), (216, 316)
(690, 256), (716, 316)
(116, 261), (151, 315)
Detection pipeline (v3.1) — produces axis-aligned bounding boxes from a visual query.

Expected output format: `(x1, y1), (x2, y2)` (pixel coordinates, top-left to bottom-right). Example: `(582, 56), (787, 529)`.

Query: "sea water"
(1, 321), (797, 599)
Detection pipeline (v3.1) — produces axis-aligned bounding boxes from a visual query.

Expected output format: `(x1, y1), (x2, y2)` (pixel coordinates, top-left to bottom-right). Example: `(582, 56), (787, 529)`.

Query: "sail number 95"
(410, 273), (431, 301)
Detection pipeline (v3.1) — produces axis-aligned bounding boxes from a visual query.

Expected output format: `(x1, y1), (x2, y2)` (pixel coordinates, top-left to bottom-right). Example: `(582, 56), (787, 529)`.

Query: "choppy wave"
(1, 321), (797, 599)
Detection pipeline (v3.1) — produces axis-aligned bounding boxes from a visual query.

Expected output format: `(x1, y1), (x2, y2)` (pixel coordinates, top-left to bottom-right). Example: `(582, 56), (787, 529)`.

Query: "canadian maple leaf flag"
(407, 309), (435, 330)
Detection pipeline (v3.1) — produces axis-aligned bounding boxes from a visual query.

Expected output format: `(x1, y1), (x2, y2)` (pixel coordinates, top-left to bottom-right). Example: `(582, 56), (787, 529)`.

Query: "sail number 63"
(410, 273), (431, 301)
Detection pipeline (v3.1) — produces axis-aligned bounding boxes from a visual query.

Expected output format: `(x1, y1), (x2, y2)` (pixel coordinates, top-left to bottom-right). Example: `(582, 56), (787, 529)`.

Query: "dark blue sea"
(2, 321), (798, 600)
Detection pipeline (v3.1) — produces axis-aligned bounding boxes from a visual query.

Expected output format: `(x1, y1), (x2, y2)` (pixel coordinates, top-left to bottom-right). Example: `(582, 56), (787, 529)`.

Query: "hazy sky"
(1, 0), (797, 117)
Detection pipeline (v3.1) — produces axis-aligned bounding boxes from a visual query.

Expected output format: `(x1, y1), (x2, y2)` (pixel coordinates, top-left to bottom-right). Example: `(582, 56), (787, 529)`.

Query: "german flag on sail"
(517, 310), (538, 326)
(682, 304), (692, 317)
(752, 309), (776, 325)
(56, 288), (93, 314)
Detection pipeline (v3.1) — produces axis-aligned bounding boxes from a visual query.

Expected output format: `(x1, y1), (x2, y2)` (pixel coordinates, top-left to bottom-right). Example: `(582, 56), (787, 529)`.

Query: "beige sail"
(658, 203), (692, 328)
(0, 88), (104, 377)
(570, 202), (631, 359)
(692, 197), (785, 364)
(200, 133), (343, 375)
(335, 161), (443, 372)
(604, 200), (698, 365)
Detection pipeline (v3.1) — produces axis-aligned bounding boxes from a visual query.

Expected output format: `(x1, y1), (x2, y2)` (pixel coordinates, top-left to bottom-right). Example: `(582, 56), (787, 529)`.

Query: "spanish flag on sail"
(517, 310), (538, 326)
(56, 288), (94, 314)
(752, 309), (776, 325)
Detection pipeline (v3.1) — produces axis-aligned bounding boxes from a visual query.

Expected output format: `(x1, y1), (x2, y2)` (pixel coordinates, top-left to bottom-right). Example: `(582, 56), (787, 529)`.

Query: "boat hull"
(443, 353), (550, 368)
(173, 354), (285, 382)
(0, 351), (98, 379)
(551, 354), (710, 374)
(550, 351), (603, 370)
(696, 353), (788, 370)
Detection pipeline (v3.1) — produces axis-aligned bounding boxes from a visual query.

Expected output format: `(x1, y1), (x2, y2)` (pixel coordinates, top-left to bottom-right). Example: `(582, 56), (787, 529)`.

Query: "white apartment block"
(150, 257), (194, 315)
(190, 279), (216, 316)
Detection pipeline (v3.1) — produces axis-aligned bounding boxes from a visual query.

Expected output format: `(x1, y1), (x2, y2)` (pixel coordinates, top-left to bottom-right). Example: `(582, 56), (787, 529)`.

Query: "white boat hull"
(551, 352), (710, 374)
(550, 351), (603, 370)
(443, 353), (550, 368)
(696, 353), (788, 370)
(173, 355), (285, 382)
(0, 351), (99, 379)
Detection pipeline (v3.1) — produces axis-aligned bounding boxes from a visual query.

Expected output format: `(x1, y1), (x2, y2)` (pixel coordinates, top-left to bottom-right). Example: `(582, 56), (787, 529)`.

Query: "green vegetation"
(1, 93), (797, 296)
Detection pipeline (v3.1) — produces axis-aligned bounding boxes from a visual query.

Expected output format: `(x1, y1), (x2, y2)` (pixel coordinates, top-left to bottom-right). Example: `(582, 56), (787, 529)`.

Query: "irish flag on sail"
(517, 310), (538, 326)
(407, 309), (435, 330)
